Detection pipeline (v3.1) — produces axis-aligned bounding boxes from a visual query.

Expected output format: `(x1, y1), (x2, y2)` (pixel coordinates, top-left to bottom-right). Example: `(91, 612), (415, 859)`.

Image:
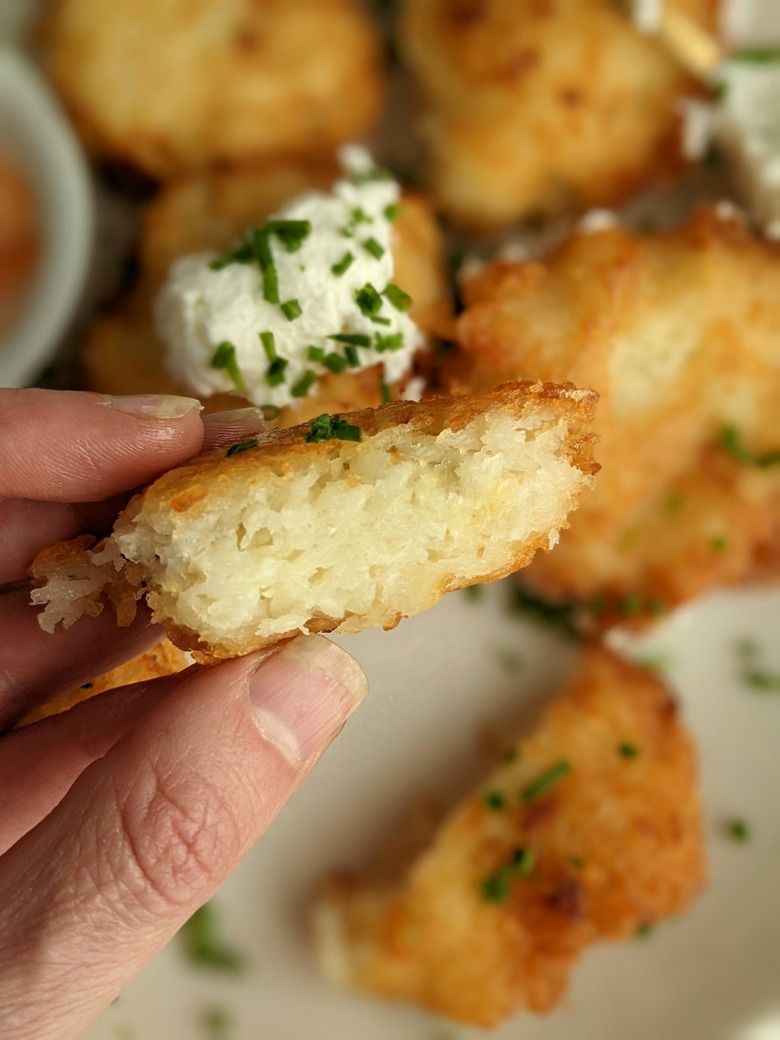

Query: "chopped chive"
(384, 282), (412, 312)
(259, 331), (276, 361)
(291, 370), (317, 398)
(305, 414), (362, 444)
(384, 202), (400, 222)
(480, 847), (536, 903)
(209, 238), (253, 271)
(260, 404), (281, 420)
(355, 283), (383, 317)
(710, 534), (728, 553)
(703, 142), (721, 168)
(331, 252), (354, 277)
(731, 46), (780, 63)
(372, 316), (391, 326)
(202, 1005), (232, 1040)
(619, 594), (643, 616)
(363, 237), (385, 260)
(725, 818), (750, 842)
(323, 352), (349, 373)
(351, 207), (372, 225)
(375, 331), (404, 353)
(636, 923), (654, 939)
(344, 345), (360, 367)
(178, 903), (245, 973)
(265, 219), (311, 253)
(307, 345), (325, 362)
(351, 165), (394, 185)
(252, 228), (278, 304)
(463, 584), (484, 602)
(569, 855), (585, 870)
(380, 373), (391, 403)
(719, 425), (780, 468)
(483, 791), (506, 811)
(521, 761), (571, 803)
(265, 357), (288, 387)
(738, 639), (780, 692)
(210, 341), (245, 392)
(508, 586), (579, 637)
(619, 742), (640, 759)
(329, 333), (372, 347)
(225, 437), (258, 457)
(281, 298), (302, 322)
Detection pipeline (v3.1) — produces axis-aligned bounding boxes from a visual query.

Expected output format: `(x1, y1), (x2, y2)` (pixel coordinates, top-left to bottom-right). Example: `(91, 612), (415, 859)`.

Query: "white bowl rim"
(0, 47), (93, 388)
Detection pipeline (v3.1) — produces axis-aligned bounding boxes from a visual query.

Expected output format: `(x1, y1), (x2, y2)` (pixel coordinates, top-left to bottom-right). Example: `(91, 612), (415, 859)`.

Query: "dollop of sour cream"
(155, 146), (423, 410)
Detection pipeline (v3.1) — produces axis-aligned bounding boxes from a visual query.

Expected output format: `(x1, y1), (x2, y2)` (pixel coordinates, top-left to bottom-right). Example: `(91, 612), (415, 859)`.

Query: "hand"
(0, 390), (367, 1040)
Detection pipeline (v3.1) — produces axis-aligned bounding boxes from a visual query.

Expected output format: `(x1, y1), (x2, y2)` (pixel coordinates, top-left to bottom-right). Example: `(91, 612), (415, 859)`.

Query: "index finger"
(0, 390), (204, 502)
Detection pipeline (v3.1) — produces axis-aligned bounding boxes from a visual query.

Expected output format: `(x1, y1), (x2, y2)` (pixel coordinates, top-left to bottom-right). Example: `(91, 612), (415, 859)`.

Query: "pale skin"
(0, 389), (367, 1040)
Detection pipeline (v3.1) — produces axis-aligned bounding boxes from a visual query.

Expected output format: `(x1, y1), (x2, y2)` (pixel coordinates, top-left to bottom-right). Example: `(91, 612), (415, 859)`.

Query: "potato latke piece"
(399, 0), (718, 231)
(30, 383), (597, 663)
(453, 209), (780, 619)
(36, 0), (384, 178)
(17, 640), (189, 726)
(81, 164), (452, 421)
(312, 646), (705, 1026)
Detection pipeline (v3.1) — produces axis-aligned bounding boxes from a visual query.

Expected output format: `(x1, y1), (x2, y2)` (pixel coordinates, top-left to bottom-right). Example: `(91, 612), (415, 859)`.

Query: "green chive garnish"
(332, 252), (354, 277)
(464, 584), (484, 602)
(178, 903), (245, 973)
(618, 742), (640, 759)
(384, 203), (400, 222)
(375, 331), (404, 353)
(281, 298), (302, 322)
(363, 237), (385, 260)
(710, 534), (728, 553)
(308, 345), (325, 362)
(483, 791), (506, 811)
(380, 373), (391, 403)
(636, 923), (654, 939)
(719, 425), (780, 468)
(305, 414), (363, 444)
(291, 370), (317, 398)
(259, 331), (276, 361)
(260, 404), (281, 420)
(252, 228), (278, 305)
(226, 437), (258, 457)
(329, 333), (372, 347)
(265, 219), (311, 253)
(209, 238), (253, 271)
(725, 818), (750, 842)
(384, 282), (412, 312)
(344, 345), (360, 367)
(323, 352), (349, 373)
(480, 848), (536, 904)
(351, 207), (372, 225)
(355, 283), (383, 317)
(351, 166), (394, 185)
(210, 341), (245, 392)
(266, 357), (288, 387)
(731, 46), (780, 63)
(521, 761), (571, 803)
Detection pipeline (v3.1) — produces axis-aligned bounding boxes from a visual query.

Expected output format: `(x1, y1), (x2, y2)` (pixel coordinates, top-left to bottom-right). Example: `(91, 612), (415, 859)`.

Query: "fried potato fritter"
(399, 0), (718, 230)
(452, 209), (780, 619)
(312, 646), (705, 1026)
(17, 639), (189, 726)
(36, 0), (384, 178)
(82, 162), (452, 422)
(30, 384), (597, 662)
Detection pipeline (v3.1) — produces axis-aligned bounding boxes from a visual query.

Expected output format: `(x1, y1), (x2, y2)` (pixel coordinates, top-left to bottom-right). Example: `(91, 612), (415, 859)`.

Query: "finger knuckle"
(113, 759), (244, 914)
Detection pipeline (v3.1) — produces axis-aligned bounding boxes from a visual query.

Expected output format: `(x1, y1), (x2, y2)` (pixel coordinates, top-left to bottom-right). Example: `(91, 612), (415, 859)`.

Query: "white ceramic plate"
(85, 582), (780, 1040)
(0, 47), (93, 388)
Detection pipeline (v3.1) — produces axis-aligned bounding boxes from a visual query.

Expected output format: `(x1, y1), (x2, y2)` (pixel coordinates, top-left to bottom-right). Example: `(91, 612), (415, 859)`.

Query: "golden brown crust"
(399, 0), (719, 230)
(36, 0), (384, 178)
(16, 639), (189, 726)
(451, 208), (780, 621)
(124, 381), (597, 661)
(313, 646), (705, 1025)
